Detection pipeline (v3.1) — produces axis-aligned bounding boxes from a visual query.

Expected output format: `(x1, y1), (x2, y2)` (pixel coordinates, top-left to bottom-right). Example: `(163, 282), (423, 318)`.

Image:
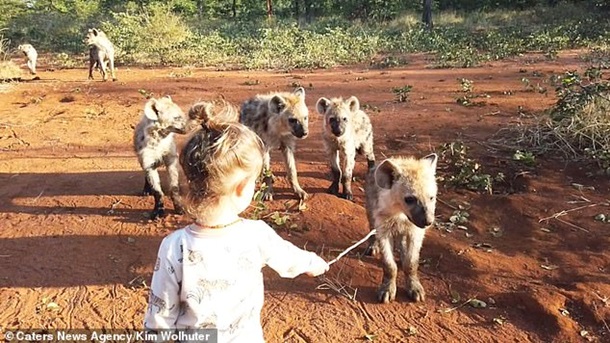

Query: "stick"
(327, 229), (376, 266)
(538, 203), (599, 222)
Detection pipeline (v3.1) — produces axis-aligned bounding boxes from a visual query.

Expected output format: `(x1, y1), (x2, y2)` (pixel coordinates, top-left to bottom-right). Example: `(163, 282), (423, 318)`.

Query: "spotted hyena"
(366, 154), (438, 303)
(133, 96), (188, 219)
(17, 44), (37, 75)
(85, 28), (117, 81)
(316, 96), (375, 200)
(240, 87), (309, 201)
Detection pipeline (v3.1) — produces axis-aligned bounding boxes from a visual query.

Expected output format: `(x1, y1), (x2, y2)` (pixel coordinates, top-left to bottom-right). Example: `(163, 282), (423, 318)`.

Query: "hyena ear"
(293, 87), (306, 99)
(316, 97), (331, 115)
(422, 153), (438, 171)
(144, 98), (159, 121)
(346, 96), (360, 112)
(269, 95), (287, 114)
(375, 159), (398, 189)
(91, 28), (99, 36)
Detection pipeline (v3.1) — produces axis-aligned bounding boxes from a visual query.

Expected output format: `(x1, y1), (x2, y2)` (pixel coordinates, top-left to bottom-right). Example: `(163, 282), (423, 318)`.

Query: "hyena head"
(316, 96), (360, 138)
(143, 96), (187, 134)
(375, 154), (438, 229)
(269, 87), (309, 139)
(85, 28), (108, 46)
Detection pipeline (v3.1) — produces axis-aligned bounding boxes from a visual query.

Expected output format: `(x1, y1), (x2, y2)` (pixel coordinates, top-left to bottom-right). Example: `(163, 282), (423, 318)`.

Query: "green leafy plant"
(513, 150), (536, 166)
(392, 85), (413, 102)
(459, 78), (474, 93)
(138, 89), (154, 99)
(438, 142), (504, 194)
(455, 78), (487, 107)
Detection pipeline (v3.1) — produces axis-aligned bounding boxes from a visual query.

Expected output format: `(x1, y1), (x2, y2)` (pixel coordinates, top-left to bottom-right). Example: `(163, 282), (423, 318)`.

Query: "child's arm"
(143, 238), (181, 331)
(259, 223), (329, 278)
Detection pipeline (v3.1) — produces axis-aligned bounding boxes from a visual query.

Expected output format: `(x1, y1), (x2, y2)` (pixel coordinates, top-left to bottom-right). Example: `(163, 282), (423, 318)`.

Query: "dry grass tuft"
(489, 71), (610, 175)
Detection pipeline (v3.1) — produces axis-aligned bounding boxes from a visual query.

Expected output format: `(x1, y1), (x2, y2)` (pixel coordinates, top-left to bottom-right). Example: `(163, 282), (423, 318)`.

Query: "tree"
(266, 0), (273, 18)
(422, 0), (433, 30)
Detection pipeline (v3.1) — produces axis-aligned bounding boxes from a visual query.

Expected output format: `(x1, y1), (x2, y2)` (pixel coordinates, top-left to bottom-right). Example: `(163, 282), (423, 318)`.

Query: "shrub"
(101, 4), (194, 65)
(0, 32), (21, 80)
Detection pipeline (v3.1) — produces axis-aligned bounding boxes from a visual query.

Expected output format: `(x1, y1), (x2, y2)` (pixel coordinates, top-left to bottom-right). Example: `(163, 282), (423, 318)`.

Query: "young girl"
(143, 103), (329, 342)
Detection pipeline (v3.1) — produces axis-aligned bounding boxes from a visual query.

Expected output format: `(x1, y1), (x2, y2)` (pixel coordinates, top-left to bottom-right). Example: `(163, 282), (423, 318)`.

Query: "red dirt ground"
(1, 52), (609, 343)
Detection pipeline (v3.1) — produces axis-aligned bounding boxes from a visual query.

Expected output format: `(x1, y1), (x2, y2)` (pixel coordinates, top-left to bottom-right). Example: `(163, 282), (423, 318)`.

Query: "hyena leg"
(109, 55), (117, 81)
(261, 148), (274, 201)
(281, 143), (307, 200)
(377, 235), (398, 303)
(88, 57), (95, 80)
(364, 146), (375, 171)
(327, 148), (341, 196)
(99, 53), (108, 81)
(164, 153), (184, 214)
(341, 149), (356, 201)
(399, 231), (426, 302)
(145, 167), (166, 220)
(142, 177), (153, 196)
(27, 60), (36, 75)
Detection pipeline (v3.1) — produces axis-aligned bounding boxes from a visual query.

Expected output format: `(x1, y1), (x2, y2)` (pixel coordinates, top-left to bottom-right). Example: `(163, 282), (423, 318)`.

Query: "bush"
(0, 32), (21, 80)
(102, 4), (194, 65)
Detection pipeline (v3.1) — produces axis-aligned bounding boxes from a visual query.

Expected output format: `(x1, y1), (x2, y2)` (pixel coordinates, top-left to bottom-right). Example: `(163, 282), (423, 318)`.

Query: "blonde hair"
(180, 101), (264, 216)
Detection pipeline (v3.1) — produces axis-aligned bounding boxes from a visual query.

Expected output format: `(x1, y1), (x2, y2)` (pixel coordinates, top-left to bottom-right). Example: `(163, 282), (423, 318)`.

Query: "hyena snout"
(329, 118), (346, 137)
(406, 198), (434, 228)
(171, 118), (187, 134)
(289, 118), (308, 138)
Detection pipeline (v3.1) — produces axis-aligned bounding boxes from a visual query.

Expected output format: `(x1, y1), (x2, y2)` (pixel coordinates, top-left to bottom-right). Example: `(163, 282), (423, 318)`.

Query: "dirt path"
(1, 52), (609, 342)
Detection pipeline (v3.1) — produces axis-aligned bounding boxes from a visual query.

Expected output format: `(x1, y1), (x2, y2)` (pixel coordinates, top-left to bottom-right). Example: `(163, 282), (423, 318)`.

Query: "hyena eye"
(430, 196), (435, 201)
(342, 117), (348, 122)
(404, 196), (417, 205)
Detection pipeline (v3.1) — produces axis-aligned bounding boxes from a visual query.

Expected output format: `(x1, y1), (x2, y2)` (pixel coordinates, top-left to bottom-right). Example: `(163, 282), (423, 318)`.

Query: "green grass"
(4, 2), (610, 70)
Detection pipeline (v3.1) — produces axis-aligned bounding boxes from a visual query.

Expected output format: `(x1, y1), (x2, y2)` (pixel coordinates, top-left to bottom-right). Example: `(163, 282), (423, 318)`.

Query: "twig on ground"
(29, 189), (45, 204)
(438, 298), (476, 313)
(316, 275), (358, 300)
(538, 204), (599, 223)
(437, 197), (458, 210)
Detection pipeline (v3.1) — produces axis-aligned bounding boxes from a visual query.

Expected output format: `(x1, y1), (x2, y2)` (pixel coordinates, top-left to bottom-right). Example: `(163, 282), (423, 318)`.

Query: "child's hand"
(305, 255), (329, 277)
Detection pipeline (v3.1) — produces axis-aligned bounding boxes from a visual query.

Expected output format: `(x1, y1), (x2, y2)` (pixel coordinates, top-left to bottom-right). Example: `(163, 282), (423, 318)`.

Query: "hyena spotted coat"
(17, 44), (37, 75)
(85, 28), (117, 81)
(366, 154), (438, 303)
(316, 96), (375, 200)
(240, 87), (309, 201)
(133, 96), (188, 219)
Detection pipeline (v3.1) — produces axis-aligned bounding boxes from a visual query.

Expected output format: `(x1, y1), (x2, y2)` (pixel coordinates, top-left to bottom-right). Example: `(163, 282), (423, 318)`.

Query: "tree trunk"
(232, 0), (237, 17)
(197, 0), (204, 20)
(304, 0), (312, 23)
(294, 0), (299, 19)
(422, 0), (433, 30)
(266, 0), (273, 19)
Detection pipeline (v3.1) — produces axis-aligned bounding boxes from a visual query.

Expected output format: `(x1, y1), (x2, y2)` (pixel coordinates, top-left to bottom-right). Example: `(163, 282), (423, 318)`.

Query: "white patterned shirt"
(143, 219), (323, 342)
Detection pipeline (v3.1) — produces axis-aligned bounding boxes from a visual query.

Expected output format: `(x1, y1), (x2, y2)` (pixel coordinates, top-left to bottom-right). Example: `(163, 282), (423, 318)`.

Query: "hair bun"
(188, 101), (214, 129)
(187, 100), (239, 130)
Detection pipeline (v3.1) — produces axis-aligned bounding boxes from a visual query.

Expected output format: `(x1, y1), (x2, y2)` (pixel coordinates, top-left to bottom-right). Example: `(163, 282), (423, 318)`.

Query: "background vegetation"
(0, 0), (609, 69)
(1, 0), (609, 174)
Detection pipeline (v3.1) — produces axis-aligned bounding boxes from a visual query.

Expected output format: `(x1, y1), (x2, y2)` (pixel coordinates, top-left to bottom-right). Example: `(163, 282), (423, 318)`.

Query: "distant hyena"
(240, 87), (309, 201)
(17, 44), (37, 75)
(366, 154), (438, 303)
(316, 96), (375, 200)
(85, 28), (116, 81)
(133, 96), (187, 219)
